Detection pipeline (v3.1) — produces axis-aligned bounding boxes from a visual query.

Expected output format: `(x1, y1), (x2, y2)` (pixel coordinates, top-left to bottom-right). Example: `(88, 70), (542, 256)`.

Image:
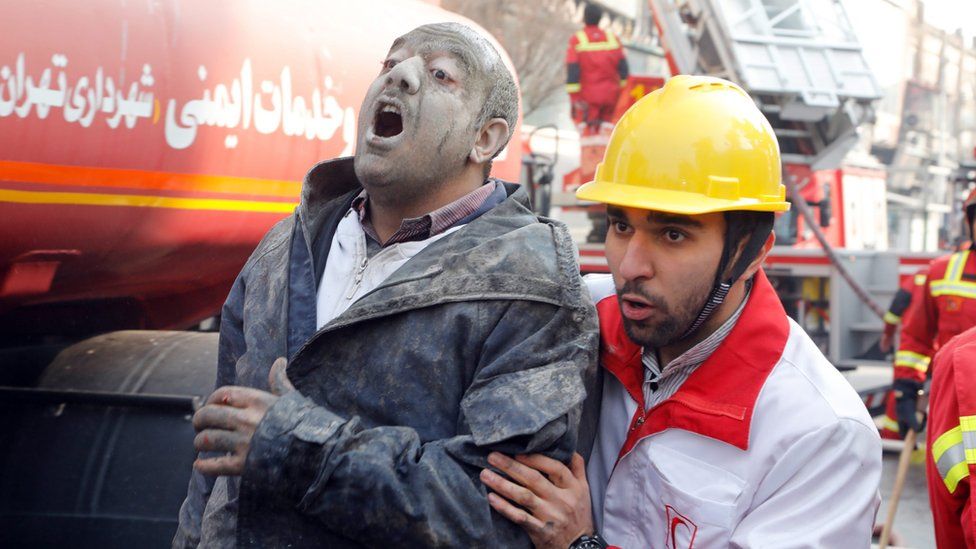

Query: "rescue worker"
(881, 268), (929, 354)
(893, 188), (976, 440)
(173, 23), (599, 548)
(926, 324), (976, 547)
(479, 75), (882, 548)
(566, 3), (629, 133)
(567, 4), (630, 244)
(879, 267), (928, 439)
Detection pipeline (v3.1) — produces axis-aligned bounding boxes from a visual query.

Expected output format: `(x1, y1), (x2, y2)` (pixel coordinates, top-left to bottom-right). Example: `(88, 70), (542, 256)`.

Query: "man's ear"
(737, 231), (775, 283)
(469, 117), (509, 165)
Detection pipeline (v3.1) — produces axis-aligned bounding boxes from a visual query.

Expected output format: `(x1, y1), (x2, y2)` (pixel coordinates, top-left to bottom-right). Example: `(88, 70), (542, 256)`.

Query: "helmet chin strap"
(679, 219), (773, 340)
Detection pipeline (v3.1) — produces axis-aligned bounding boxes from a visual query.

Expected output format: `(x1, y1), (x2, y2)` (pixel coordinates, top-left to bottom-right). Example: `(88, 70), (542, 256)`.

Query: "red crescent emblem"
(670, 517), (685, 542)
(665, 505), (698, 549)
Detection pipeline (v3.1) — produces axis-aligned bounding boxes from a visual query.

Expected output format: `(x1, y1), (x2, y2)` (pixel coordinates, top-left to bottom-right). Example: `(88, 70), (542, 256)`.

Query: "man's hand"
(571, 101), (588, 123)
(192, 357), (294, 476)
(879, 331), (893, 354)
(893, 378), (925, 438)
(480, 452), (593, 549)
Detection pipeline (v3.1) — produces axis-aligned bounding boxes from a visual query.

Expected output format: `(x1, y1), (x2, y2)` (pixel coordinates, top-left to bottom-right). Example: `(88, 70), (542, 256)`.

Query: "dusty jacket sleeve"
(172, 273), (247, 549)
(895, 272), (937, 383)
(729, 419), (882, 548)
(242, 299), (599, 546)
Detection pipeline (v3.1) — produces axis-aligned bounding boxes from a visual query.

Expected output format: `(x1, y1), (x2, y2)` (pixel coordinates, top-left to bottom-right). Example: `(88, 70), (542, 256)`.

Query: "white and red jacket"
(585, 271), (882, 548)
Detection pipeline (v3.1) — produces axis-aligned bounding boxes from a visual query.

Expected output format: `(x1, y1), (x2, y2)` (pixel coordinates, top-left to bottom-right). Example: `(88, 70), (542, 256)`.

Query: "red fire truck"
(0, 1), (522, 545)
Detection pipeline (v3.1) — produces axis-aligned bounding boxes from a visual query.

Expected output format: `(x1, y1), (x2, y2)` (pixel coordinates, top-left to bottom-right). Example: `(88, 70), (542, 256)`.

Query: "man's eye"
(382, 59), (398, 71)
(432, 68), (449, 80)
(611, 221), (630, 233)
(665, 229), (685, 242)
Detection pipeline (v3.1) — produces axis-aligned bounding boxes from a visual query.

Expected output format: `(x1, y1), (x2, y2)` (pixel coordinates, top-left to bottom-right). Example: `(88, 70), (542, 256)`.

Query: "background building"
(453, 0), (976, 253)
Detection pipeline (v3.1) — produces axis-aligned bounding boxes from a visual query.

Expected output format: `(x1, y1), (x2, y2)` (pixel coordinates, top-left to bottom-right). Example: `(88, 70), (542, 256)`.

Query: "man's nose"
(616, 235), (655, 282)
(386, 57), (421, 95)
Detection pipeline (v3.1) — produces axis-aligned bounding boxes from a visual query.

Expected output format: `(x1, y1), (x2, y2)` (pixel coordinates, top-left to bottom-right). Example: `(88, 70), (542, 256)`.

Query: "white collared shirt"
(316, 209), (461, 329)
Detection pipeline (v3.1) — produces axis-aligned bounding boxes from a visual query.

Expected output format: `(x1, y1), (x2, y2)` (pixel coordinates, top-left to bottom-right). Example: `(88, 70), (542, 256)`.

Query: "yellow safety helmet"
(576, 75), (790, 215)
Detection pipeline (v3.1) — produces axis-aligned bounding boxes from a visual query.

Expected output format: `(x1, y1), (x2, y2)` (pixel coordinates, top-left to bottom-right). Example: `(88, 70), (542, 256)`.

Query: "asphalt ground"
(878, 445), (936, 548)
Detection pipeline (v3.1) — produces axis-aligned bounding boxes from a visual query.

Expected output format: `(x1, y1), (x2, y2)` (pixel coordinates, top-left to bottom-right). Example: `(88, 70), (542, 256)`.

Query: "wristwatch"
(568, 533), (608, 549)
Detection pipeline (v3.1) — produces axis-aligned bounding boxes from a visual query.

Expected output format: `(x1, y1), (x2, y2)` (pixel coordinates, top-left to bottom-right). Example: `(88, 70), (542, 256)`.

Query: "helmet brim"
(576, 180), (791, 215)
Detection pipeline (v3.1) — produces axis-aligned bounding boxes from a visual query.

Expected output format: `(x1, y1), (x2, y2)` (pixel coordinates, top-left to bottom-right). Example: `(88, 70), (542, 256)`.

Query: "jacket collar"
(598, 270), (790, 454)
(298, 157), (362, 244)
(292, 175), (583, 330)
(289, 179), (588, 381)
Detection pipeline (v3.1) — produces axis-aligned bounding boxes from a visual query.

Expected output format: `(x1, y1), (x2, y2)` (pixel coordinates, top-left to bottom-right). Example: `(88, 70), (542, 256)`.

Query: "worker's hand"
(571, 101), (588, 122)
(893, 378), (926, 437)
(879, 332), (893, 354)
(192, 357), (293, 476)
(480, 452), (594, 549)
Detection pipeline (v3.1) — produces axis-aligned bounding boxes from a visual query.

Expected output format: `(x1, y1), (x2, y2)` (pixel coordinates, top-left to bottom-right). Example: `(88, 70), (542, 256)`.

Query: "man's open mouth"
(373, 102), (403, 138)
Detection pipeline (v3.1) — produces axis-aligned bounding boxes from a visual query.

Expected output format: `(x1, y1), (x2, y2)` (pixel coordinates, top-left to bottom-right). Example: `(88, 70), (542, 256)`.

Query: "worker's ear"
(737, 231), (775, 284)
(469, 117), (509, 165)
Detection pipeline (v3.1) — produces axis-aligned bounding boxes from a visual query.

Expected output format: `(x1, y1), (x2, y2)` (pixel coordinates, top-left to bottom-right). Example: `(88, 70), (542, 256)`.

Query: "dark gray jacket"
(174, 158), (599, 548)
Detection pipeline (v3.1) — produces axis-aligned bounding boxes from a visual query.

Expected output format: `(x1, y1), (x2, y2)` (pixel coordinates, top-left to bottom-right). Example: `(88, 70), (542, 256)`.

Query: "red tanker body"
(0, 2), (525, 545)
(0, 0), (522, 334)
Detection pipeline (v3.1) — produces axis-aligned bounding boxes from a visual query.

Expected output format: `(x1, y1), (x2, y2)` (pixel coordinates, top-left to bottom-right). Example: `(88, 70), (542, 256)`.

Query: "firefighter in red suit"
(881, 269), (929, 354)
(879, 267), (928, 439)
(893, 189), (976, 439)
(926, 325), (976, 547)
(566, 3), (629, 132)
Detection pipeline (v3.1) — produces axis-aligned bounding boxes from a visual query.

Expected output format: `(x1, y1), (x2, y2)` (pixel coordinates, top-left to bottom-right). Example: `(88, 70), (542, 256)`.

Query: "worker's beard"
(616, 279), (712, 350)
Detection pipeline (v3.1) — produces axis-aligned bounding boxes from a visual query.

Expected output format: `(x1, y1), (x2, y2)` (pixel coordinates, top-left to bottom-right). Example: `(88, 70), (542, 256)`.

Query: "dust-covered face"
(353, 25), (494, 202)
(604, 206), (726, 349)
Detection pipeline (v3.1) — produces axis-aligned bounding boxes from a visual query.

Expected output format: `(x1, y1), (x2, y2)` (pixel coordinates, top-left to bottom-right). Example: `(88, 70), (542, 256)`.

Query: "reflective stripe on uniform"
(579, 134), (612, 147)
(575, 30), (621, 52)
(933, 416), (976, 493)
(930, 281), (976, 298)
(884, 311), (901, 325)
(933, 425), (968, 493)
(963, 415), (976, 463)
(915, 273), (927, 285)
(881, 414), (899, 433)
(948, 251), (969, 282)
(894, 350), (930, 372)
(930, 251), (975, 297)
(566, 83), (581, 93)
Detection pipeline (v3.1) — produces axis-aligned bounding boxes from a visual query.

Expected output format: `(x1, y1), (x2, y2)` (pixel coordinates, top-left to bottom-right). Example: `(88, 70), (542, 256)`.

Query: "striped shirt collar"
(643, 288), (751, 384)
(352, 182), (496, 246)
(601, 271), (791, 452)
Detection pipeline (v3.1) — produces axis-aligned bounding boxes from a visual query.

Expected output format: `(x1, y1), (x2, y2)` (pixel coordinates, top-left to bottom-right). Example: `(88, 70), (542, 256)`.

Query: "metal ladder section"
(648, 0), (882, 170)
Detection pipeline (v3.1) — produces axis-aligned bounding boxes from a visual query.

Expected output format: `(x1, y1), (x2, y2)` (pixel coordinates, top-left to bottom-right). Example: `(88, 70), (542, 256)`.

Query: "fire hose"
(783, 171), (886, 320)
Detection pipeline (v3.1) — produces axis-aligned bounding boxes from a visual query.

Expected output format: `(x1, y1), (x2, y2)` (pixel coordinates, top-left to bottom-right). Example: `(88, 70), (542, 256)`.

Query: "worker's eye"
(431, 68), (450, 81)
(664, 229), (686, 243)
(609, 219), (631, 234)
